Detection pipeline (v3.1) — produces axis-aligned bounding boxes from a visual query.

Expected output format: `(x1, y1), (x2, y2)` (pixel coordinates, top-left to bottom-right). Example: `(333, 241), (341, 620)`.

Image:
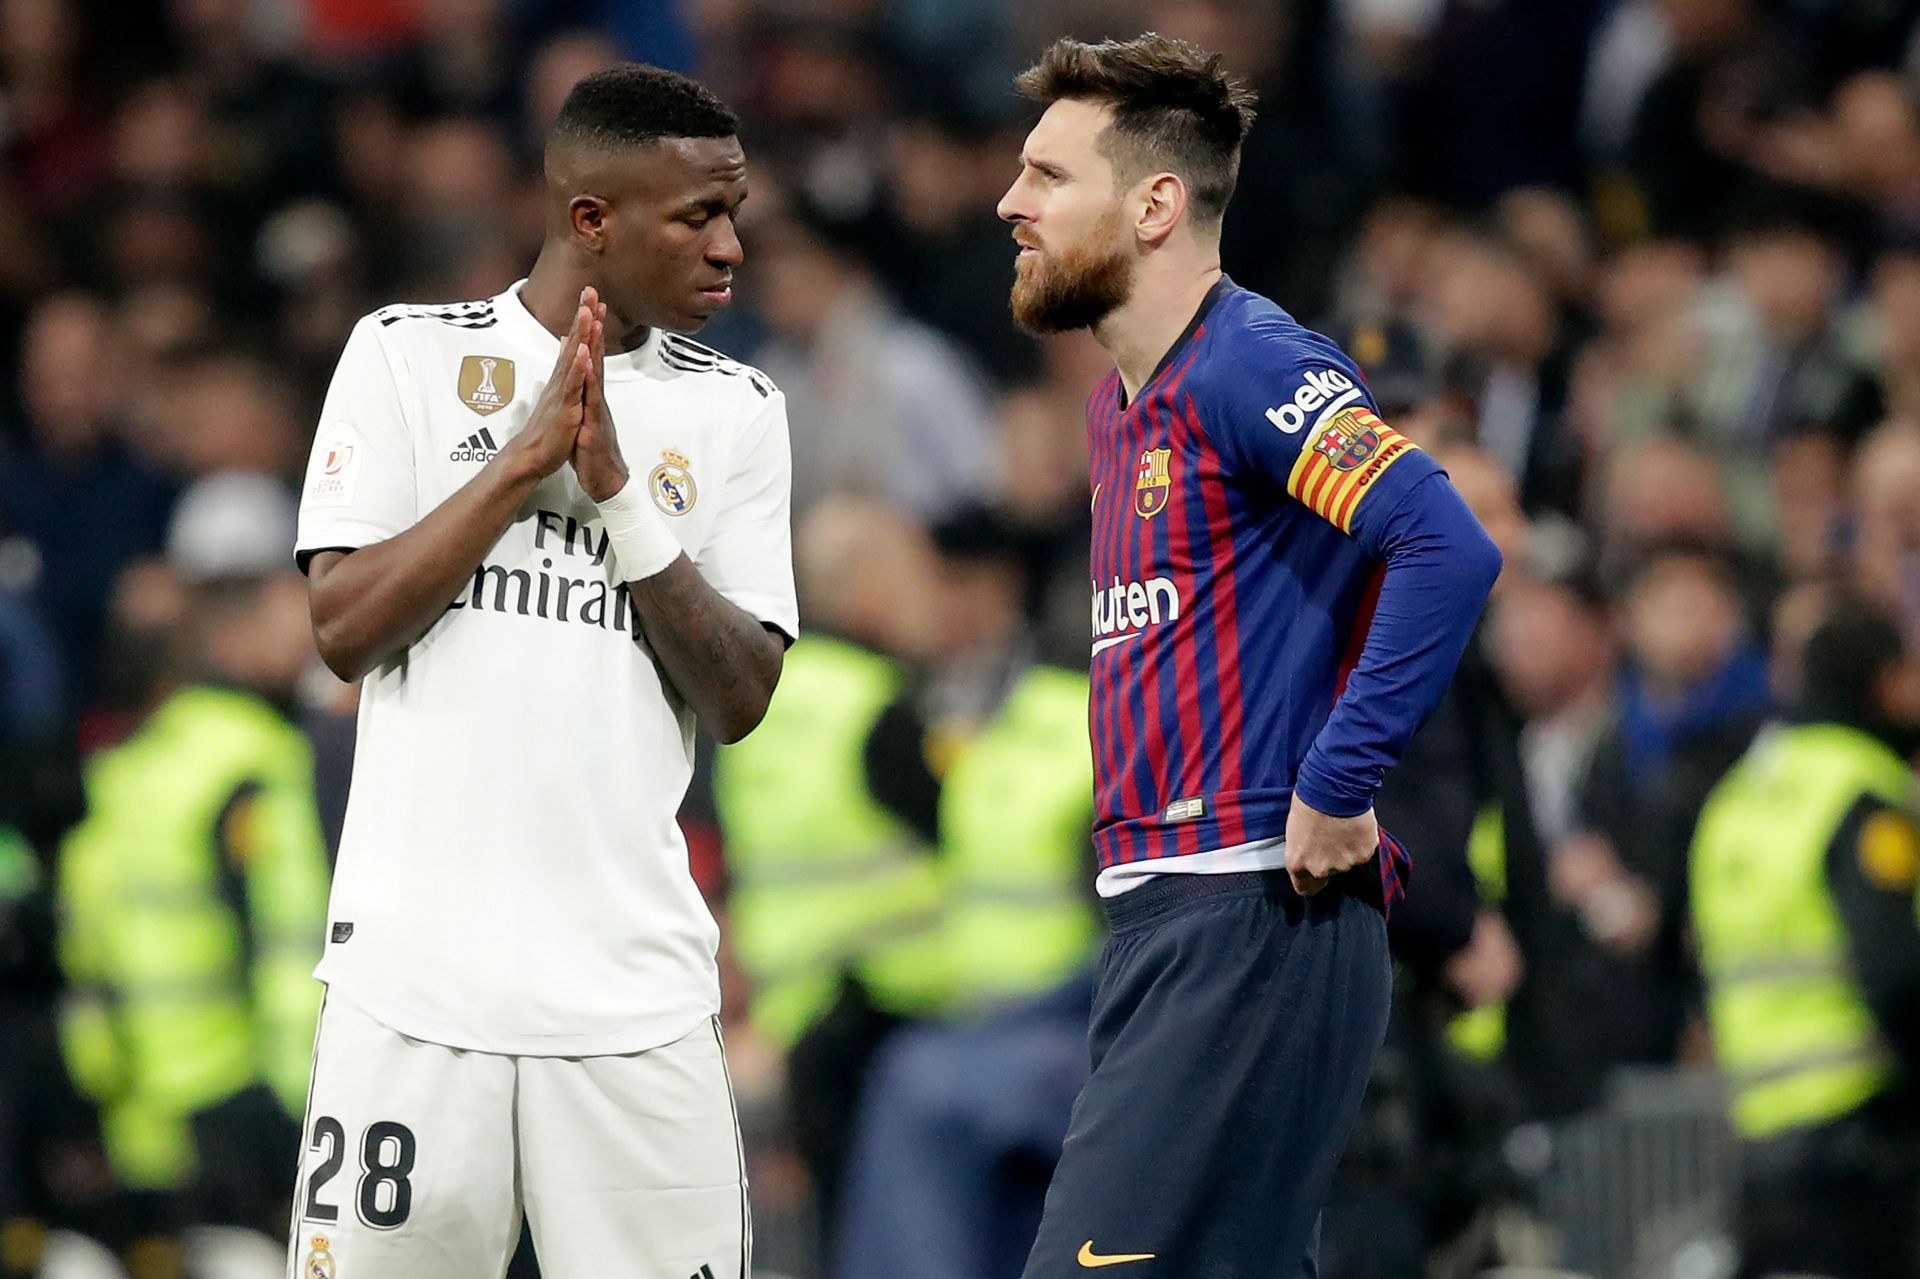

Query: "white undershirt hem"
(1095, 836), (1288, 898)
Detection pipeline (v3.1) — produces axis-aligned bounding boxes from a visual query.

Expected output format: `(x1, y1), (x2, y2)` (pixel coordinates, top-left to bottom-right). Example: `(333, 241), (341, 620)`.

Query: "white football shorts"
(286, 993), (750, 1279)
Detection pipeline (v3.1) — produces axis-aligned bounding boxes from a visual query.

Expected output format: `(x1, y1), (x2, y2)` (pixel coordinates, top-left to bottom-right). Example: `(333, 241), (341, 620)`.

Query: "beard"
(1009, 215), (1135, 335)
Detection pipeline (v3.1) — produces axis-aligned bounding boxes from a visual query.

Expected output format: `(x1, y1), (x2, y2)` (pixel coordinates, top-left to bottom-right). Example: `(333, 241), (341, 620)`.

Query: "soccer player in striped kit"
(997, 34), (1503, 1277)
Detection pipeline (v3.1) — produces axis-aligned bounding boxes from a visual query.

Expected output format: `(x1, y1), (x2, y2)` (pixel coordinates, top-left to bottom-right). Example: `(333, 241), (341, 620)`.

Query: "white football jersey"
(295, 283), (798, 1056)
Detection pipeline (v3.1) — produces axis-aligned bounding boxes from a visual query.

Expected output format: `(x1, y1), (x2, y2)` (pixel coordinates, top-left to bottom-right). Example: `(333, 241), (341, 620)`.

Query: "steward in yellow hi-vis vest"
(59, 686), (329, 1226)
(1689, 603), (1920, 1279)
(59, 479), (330, 1242)
(935, 662), (1099, 1011)
(714, 634), (949, 1048)
(712, 499), (960, 1239)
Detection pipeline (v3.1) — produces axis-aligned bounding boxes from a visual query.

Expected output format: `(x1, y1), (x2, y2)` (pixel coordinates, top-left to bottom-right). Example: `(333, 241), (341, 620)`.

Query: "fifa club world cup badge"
(650, 449), (698, 516)
(1135, 447), (1172, 518)
(458, 355), (516, 416)
(303, 1233), (337, 1279)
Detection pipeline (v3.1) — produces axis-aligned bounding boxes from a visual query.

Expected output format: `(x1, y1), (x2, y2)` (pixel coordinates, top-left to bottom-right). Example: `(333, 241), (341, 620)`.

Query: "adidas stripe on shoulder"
(659, 335), (775, 398)
(376, 299), (499, 330)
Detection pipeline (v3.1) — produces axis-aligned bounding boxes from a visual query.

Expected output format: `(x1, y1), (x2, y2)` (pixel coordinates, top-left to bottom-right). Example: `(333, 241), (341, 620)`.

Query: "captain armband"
(1285, 406), (1418, 534)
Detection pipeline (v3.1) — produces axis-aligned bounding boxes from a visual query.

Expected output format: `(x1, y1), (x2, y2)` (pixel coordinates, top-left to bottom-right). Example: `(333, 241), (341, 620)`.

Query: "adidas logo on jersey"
(451, 428), (500, 462)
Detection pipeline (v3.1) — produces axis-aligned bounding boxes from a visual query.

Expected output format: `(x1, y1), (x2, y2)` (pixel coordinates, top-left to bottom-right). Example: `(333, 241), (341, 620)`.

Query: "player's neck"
(1096, 260), (1222, 403)
(520, 251), (650, 355)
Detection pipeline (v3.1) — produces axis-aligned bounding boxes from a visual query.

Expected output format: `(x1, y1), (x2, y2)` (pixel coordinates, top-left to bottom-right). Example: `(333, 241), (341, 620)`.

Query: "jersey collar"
(1118, 273), (1232, 410)
(497, 280), (663, 381)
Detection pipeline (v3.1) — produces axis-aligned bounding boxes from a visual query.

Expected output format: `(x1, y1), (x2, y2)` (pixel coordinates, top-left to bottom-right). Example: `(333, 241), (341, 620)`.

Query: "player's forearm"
(626, 557), (783, 744)
(1295, 475), (1501, 817)
(307, 453), (546, 681)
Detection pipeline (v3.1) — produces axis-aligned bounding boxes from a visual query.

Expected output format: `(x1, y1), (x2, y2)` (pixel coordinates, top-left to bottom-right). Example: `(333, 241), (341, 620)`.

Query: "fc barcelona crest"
(1312, 416), (1383, 472)
(1134, 447), (1172, 518)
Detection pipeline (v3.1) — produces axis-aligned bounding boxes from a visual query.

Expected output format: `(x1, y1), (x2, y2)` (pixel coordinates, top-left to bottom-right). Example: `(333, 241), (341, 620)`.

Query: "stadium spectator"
(1625, 0), (1808, 241)
(1691, 598), (1920, 1278)
(1691, 218), (1879, 456)
(167, 0), (336, 230)
(0, 294), (174, 702)
(871, 106), (1044, 386)
(0, 0), (111, 219)
(751, 210), (998, 522)
(1427, 234), (1587, 518)
(56, 473), (328, 1263)
(834, 508), (1095, 1279)
(153, 352), (304, 482)
(1850, 417), (1920, 638)
(1544, 546), (1770, 1083)
(713, 498), (951, 1248)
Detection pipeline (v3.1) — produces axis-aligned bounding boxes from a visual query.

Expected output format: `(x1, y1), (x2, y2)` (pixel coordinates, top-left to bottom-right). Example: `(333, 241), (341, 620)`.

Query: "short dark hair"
(551, 63), (737, 149)
(1802, 599), (1906, 726)
(1614, 537), (1741, 608)
(1015, 34), (1257, 226)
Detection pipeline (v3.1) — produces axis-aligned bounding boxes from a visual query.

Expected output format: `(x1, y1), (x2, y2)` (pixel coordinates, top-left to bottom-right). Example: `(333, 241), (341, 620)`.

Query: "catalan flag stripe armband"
(1285, 407), (1418, 534)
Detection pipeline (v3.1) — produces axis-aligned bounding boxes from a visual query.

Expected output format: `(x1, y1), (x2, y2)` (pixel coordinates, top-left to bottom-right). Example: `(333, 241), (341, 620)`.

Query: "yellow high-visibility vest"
(58, 686), (329, 1189)
(937, 665), (1099, 1009)
(715, 637), (949, 1045)
(1691, 723), (1912, 1139)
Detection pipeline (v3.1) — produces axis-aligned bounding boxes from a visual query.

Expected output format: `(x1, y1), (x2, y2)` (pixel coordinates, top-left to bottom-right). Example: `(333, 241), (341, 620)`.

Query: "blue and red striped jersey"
(1087, 277), (1500, 910)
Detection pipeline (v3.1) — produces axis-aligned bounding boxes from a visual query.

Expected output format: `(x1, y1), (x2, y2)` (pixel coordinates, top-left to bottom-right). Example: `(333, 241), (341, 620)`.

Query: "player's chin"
(672, 289), (733, 331)
(667, 302), (719, 332)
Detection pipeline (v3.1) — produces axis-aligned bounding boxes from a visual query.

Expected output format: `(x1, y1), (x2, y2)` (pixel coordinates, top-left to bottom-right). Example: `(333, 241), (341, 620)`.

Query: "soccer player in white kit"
(288, 65), (793, 1279)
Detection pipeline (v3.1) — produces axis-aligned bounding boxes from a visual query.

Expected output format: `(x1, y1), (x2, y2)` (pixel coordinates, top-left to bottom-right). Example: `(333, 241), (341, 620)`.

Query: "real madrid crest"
(649, 449), (697, 516)
(458, 355), (515, 416)
(1134, 447), (1172, 518)
(303, 1233), (337, 1279)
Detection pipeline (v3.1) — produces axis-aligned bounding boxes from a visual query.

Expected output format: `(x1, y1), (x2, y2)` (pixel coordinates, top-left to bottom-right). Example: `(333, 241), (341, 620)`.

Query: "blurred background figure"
(752, 209), (999, 523)
(0, 294), (174, 707)
(833, 507), (1096, 1279)
(56, 475), (328, 1275)
(713, 498), (952, 1254)
(1691, 599), (1920, 1279)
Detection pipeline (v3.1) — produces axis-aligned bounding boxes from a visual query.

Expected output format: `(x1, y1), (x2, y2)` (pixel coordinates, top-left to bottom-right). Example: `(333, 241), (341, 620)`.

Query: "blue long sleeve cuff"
(1292, 471), (1501, 818)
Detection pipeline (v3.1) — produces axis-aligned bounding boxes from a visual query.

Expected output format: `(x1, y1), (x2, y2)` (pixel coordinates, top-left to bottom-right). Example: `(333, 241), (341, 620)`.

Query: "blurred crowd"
(0, 0), (1919, 1277)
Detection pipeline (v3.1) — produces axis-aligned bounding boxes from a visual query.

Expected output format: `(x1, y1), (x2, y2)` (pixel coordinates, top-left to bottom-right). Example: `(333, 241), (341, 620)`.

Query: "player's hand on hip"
(571, 292), (630, 503)
(502, 291), (592, 481)
(1284, 796), (1378, 896)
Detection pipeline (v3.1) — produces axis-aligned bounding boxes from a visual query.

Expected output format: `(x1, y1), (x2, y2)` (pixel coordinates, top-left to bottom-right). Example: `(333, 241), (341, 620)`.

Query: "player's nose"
(996, 182), (1029, 225)
(707, 215), (744, 267)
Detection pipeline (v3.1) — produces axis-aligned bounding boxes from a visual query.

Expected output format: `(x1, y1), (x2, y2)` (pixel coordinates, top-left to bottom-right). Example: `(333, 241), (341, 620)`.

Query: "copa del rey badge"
(458, 355), (515, 416)
(307, 436), (359, 507)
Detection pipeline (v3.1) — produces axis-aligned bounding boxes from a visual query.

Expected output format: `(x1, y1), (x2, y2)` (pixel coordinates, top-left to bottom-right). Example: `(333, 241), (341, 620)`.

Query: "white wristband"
(596, 480), (681, 583)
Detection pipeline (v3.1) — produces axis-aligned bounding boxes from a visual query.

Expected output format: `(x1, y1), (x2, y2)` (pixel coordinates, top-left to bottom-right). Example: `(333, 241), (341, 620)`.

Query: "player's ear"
(1135, 172), (1186, 247)
(569, 196), (612, 252)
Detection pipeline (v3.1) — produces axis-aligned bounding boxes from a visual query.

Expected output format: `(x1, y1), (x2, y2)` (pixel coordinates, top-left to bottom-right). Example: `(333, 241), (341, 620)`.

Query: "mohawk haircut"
(1015, 34), (1258, 226)
(550, 63), (738, 150)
